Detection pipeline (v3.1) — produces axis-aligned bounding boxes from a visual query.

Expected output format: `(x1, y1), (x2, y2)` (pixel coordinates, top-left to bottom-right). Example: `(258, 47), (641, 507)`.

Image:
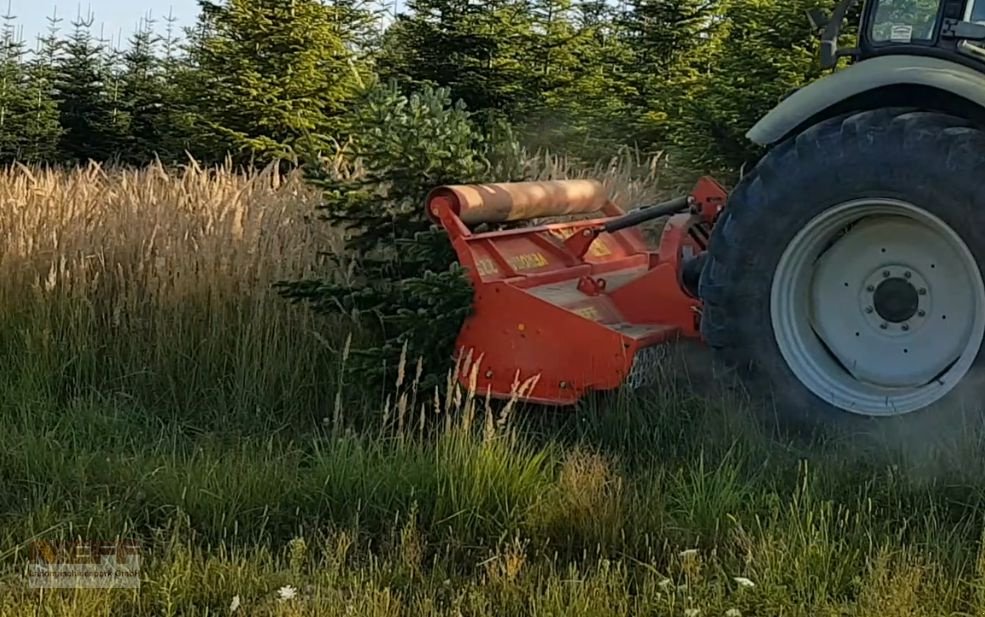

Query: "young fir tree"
(277, 81), (523, 394)
(99, 29), (132, 161)
(154, 10), (199, 163)
(54, 14), (118, 163)
(523, 0), (636, 157)
(523, 0), (579, 141)
(377, 0), (540, 125)
(22, 13), (64, 163)
(0, 8), (28, 162)
(118, 18), (167, 164)
(327, 0), (383, 53)
(188, 0), (371, 165)
(617, 0), (724, 147)
(662, 0), (824, 173)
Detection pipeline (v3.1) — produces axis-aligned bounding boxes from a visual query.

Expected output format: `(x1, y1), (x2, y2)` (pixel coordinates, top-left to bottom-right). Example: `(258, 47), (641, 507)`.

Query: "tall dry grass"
(0, 162), (340, 426)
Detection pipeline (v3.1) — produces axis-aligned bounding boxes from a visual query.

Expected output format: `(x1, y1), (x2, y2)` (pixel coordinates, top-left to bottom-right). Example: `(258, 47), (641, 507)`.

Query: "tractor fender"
(748, 55), (985, 146)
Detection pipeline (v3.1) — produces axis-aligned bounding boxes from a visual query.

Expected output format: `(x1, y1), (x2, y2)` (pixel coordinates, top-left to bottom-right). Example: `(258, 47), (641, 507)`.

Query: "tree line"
(2, 0), (826, 173)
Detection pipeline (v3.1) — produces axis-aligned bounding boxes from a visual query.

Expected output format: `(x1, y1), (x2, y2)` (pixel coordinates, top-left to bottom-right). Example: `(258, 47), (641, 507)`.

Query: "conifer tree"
(619, 0), (719, 74)
(188, 0), (371, 165)
(377, 0), (540, 124)
(23, 12), (64, 162)
(523, 0), (636, 155)
(0, 7), (28, 162)
(54, 13), (118, 162)
(119, 17), (167, 164)
(661, 0), (823, 172)
(154, 10), (199, 162)
(617, 0), (724, 147)
(99, 29), (132, 160)
(277, 81), (523, 393)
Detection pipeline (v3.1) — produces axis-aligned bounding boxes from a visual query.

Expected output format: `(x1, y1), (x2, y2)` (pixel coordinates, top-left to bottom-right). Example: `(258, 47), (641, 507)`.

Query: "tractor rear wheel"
(699, 108), (985, 436)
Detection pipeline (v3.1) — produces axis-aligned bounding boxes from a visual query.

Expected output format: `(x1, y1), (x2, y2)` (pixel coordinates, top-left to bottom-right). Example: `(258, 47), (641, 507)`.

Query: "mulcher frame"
(427, 178), (726, 404)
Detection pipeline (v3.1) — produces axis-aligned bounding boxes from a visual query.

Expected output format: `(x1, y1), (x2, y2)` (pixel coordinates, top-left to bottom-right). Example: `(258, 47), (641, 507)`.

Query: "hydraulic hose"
(602, 196), (690, 234)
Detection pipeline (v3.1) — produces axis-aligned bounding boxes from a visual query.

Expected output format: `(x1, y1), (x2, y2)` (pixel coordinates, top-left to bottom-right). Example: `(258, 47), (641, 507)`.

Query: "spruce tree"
(523, 0), (636, 156)
(54, 13), (118, 163)
(119, 18), (167, 164)
(617, 0), (724, 147)
(377, 0), (540, 124)
(155, 10), (199, 162)
(662, 0), (823, 173)
(380, 0), (634, 157)
(277, 81), (523, 394)
(99, 28), (131, 160)
(188, 0), (371, 165)
(0, 8), (28, 162)
(619, 0), (719, 74)
(23, 13), (64, 163)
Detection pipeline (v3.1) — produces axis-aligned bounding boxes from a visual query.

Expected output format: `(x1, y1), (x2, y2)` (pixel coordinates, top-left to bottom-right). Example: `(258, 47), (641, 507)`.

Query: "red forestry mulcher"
(430, 0), (985, 433)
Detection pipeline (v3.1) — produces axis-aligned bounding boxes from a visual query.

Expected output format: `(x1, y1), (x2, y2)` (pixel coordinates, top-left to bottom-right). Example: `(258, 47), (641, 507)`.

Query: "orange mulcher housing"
(426, 177), (728, 405)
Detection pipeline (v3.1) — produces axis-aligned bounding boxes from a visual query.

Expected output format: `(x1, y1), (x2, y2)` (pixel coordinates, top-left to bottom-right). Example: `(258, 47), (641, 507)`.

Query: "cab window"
(869, 0), (941, 42)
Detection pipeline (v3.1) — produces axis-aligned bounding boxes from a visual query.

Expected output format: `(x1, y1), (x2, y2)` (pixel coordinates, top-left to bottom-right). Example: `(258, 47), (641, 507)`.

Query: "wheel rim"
(770, 198), (985, 417)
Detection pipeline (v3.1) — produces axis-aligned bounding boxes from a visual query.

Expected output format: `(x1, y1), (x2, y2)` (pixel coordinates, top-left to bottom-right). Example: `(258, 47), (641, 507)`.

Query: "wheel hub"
(859, 265), (930, 334)
(873, 277), (918, 323)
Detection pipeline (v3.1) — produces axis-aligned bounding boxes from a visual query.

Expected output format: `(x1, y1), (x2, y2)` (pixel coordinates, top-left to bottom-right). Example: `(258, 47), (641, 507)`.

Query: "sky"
(11, 0), (202, 47)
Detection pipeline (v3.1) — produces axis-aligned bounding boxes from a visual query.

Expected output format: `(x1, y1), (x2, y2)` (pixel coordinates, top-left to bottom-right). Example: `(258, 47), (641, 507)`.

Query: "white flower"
(733, 576), (755, 588)
(725, 610), (742, 617)
(229, 595), (241, 613)
(277, 585), (298, 602)
(684, 609), (701, 617)
(679, 549), (699, 559)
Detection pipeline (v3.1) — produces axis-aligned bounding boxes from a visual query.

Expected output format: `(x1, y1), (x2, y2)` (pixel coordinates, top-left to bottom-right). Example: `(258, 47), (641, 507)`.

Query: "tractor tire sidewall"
(700, 108), (985, 439)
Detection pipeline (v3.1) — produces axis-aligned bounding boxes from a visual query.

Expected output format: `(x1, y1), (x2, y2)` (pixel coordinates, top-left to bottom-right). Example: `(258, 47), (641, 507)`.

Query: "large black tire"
(698, 108), (985, 439)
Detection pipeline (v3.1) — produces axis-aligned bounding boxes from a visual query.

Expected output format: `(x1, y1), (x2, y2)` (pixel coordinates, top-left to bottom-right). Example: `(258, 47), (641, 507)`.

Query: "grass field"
(5, 161), (985, 616)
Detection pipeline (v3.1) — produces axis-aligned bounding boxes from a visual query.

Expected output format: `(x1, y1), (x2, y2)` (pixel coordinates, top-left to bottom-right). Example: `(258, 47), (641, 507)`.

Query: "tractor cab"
(817, 0), (985, 67)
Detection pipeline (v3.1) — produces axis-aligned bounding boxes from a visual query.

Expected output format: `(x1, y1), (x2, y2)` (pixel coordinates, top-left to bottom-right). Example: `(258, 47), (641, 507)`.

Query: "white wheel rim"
(770, 199), (985, 416)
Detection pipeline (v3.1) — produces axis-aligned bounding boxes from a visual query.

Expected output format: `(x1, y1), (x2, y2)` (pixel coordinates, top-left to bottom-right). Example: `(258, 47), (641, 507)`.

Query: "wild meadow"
(4, 160), (985, 616)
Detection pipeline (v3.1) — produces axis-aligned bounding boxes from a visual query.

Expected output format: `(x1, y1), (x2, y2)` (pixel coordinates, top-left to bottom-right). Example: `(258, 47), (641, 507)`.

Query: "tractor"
(427, 0), (985, 435)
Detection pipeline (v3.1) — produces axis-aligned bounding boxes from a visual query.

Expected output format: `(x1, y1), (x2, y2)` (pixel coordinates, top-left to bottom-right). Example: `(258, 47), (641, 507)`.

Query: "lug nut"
(902, 324), (910, 331)
(866, 285), (875, 292)
(904, 271), (912, 279)
(883, 270), (891, 278)
(865, 306), (874, 314)
(919, 288), (927, 295)
(918, 310), (926, 317)
(880, 322), (888, 330)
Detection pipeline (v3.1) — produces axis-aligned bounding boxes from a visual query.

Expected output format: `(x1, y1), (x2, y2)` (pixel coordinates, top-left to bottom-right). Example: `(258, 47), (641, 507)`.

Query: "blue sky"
(12, 0), (202, 47)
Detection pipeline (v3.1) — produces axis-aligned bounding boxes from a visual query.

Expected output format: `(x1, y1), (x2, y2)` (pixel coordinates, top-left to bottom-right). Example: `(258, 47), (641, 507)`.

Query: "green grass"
(6, 164), (985, 615)
(7, 366), (985, 616)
